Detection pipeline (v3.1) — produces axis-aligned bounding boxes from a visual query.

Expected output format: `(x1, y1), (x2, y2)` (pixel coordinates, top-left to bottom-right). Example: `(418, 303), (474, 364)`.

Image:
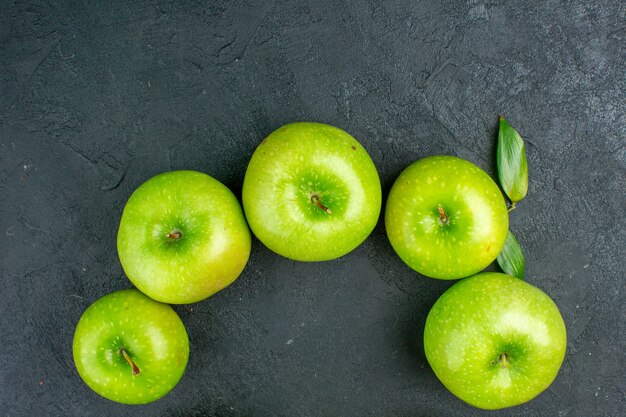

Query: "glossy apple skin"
(117, 170), (251, 304)
(424, 273), (567, 410)
(72, 290), (189, 404)
(242, 122), (382, 261)
(385, 155), (508, 279)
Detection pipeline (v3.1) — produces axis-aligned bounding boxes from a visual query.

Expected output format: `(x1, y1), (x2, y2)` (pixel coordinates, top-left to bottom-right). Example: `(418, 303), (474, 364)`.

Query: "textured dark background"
(1, 1), (624, 416)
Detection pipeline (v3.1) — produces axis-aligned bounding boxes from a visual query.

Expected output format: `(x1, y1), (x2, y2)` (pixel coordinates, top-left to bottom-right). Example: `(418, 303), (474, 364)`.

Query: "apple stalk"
(120, 348), (140, 375)
(166, 230), (182, 240)
(438, 206), (448, 224)
(498, 353), (508, 369)
(311, 194), (332, 214)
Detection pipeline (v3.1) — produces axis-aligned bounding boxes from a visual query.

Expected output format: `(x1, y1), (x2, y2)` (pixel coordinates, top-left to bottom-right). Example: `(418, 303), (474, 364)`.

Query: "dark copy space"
(1, 1), (624, 416)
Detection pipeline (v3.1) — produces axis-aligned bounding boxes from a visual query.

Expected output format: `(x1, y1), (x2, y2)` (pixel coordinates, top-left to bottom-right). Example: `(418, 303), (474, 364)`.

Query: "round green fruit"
(424, 273), (567, 410)
(385, 155), (508, 279)
(242, 122), (382, 261)
(117, 170), (251, 304)
(72, 289), (189, 404)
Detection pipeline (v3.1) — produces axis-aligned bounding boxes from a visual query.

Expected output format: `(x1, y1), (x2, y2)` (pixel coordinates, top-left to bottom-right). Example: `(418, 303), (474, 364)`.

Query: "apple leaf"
(497, 230), (525, 279)
(497, 116), (528, 205)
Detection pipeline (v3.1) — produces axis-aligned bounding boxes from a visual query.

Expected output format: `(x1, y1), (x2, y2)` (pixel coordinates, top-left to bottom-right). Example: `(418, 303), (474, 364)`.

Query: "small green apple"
(117, 170), (251, 304)
(242, 122), (382, 261)
(72, 289), (189, 404)
(424, 273), (567, 410)
(385, 155), (508, 279)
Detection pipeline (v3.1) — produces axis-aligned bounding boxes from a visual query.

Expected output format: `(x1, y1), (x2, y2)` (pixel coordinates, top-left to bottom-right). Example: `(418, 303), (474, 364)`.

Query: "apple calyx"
(437, 206), (448, 224)
(120, 348), (140, 375)
(498, 352), (509, 369)
(166, 230), (182, 240)
(311, 194), (332, 214)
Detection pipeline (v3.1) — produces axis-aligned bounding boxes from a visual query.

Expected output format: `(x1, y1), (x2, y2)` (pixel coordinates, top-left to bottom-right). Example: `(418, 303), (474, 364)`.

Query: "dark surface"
(1, 1), (624, 416)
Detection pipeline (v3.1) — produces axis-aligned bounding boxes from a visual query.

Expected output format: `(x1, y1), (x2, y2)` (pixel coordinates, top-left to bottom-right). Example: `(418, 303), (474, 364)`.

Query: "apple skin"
(117, 170), (251, 304)
(72, 289), (189, 404)
(385, 155), (508, 279)
(242, 122), (382, 261)
(424, 273), (567, 410)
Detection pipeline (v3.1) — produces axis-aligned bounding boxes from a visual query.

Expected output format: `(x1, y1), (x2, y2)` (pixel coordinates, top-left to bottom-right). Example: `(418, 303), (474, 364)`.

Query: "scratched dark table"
(1, 1), (624, 416)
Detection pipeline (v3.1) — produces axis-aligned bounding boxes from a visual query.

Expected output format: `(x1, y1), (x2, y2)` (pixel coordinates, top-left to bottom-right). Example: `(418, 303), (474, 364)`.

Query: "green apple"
(73, 289), (189, 404)
(117, 170), (251, 304)
(424, 273), (567, 410)
(242, 122), (382, 261)
(385, 155), (508, 279)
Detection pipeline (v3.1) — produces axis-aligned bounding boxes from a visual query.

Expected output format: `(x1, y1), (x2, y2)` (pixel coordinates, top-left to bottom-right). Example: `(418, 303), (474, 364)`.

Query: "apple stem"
(311, 195), (332, 214)
(438, 206), (448, 224)
(508, 203), (517, 213)
(498, 353), (508, 369)
(166, 230), (182, 239)
(120, 348), (140, 375)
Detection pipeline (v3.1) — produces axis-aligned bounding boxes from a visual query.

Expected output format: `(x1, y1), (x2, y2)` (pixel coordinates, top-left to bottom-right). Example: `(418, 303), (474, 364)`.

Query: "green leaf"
(497, 230), (525, 279)
(497, 116), (528, 204)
